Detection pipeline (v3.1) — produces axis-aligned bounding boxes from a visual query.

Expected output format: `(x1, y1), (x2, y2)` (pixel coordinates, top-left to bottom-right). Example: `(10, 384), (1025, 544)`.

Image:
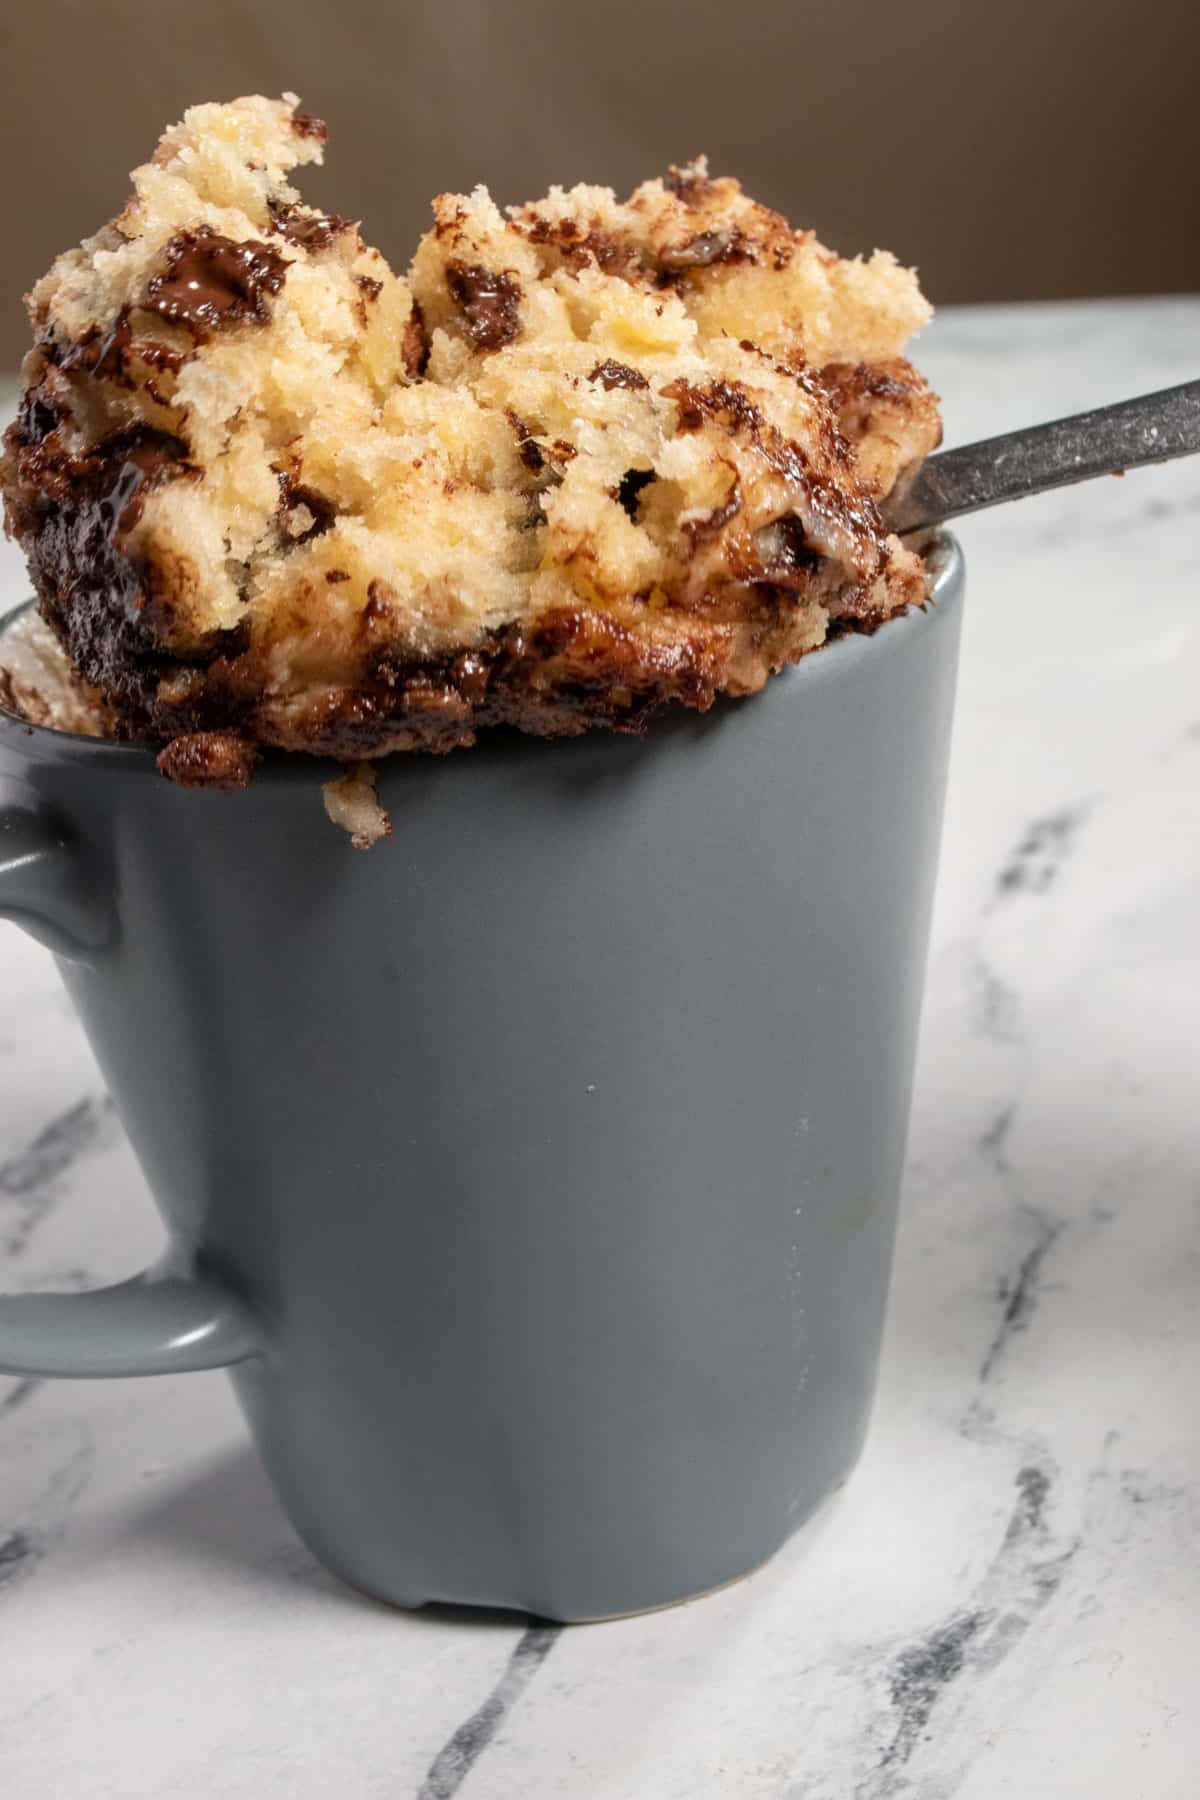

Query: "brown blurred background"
(0, 0), (1194, 365)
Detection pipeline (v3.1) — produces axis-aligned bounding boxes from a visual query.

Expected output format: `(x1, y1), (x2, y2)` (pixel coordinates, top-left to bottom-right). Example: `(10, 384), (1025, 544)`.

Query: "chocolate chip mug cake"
(0, 100), (967, 1625)
(1, 94), (939, 835)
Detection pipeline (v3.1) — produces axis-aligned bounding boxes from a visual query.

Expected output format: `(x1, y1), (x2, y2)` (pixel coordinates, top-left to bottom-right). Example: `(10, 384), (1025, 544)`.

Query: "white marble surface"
(2, 298), (1199, 1797)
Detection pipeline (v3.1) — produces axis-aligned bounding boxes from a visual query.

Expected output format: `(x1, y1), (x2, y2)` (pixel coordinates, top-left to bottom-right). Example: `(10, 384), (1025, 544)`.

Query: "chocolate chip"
(444, 261), (522, 351)
(506, 410), (545, 472)
(18, 388), (62, 445)
(60, 317), (133, 381)
(660, 376), (764, 435)
(0, 420), (195, 708)
(267, 202), (349, 252)
(143, 228), (289, 334)
(55, 315), (190, 399)
(276, 470), (336, 543)
(657, 231), (732, 270)
(588, 359), (649, 392)
(402, 300), (430, 377)
(615, 468), (655, 520)
(752, 515), (820, 587)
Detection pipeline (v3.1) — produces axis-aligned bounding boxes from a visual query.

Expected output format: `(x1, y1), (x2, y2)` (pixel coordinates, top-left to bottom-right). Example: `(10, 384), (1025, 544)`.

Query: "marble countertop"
(2, 298), (1199, 1798)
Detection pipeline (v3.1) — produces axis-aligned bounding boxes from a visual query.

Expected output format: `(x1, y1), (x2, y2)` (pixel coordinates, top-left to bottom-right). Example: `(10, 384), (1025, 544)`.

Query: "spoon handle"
(885, 378), (1200, 534)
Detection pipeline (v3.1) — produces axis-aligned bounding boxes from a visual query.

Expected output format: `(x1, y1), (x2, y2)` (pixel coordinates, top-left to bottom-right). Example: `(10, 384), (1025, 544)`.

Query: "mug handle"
(0, 791), (262, 1377)
(0, 782), (113, 959)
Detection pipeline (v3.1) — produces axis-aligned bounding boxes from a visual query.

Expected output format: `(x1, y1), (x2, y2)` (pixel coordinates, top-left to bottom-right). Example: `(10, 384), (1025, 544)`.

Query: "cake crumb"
(322, 762), (392, 849)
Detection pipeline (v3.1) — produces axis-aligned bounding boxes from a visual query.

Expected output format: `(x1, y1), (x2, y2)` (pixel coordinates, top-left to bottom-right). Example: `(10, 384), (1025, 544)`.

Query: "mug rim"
(0, 532), (962, 780)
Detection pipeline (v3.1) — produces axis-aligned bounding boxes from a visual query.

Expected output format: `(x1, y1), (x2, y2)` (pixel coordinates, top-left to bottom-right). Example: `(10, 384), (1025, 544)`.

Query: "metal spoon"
(883, 378), (1200, 536)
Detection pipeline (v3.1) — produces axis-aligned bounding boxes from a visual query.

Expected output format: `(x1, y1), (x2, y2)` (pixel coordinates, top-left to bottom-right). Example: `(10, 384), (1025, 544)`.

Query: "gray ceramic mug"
(0, 539), (963, 1620)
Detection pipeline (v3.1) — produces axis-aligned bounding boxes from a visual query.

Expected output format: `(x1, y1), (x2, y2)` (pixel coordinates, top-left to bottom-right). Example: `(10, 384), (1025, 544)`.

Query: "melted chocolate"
(136, 339), (187, 374)
(660, 375), (883, 579)
(106, 435), (181, 534)
(144, 228), (289, 334)
(17, 384), (61, 445)
(1, 409), (199, 718)
(349, 604), (723, 757)
(750, 515), (820, 588)
(506, 411), (545, 473)
(61, 317), (133, 381)
(59, 316), (188, 389)
(658, 231), (733, 270)
(660, 377), (763, 436)
(615, 468), (655, 520)
(267, 202), (349, 252)
(277, 471), (336, 542)
(444, 262), (522, 351)
(824, 362), (915, 403)
(588, 359), (649, 393)
(402, 300), (430, 378)
(519, 214), (644, 280)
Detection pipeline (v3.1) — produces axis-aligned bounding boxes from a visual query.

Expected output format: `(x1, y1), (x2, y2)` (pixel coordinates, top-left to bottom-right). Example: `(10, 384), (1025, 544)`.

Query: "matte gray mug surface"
(0, 539), (963, 1620)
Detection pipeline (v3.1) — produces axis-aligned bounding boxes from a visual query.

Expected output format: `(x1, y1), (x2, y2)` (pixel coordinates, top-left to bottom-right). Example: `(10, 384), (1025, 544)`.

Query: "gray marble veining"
(1, 298), (1198, 1797)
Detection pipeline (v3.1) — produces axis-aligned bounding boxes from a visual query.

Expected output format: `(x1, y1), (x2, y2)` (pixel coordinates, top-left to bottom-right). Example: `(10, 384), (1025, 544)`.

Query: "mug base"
(302, 1524), (791, 1624)
(310, 1547), (777, 1624)
(274, 1451), (862, 1623)
(565, 1547), (777, 1624)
